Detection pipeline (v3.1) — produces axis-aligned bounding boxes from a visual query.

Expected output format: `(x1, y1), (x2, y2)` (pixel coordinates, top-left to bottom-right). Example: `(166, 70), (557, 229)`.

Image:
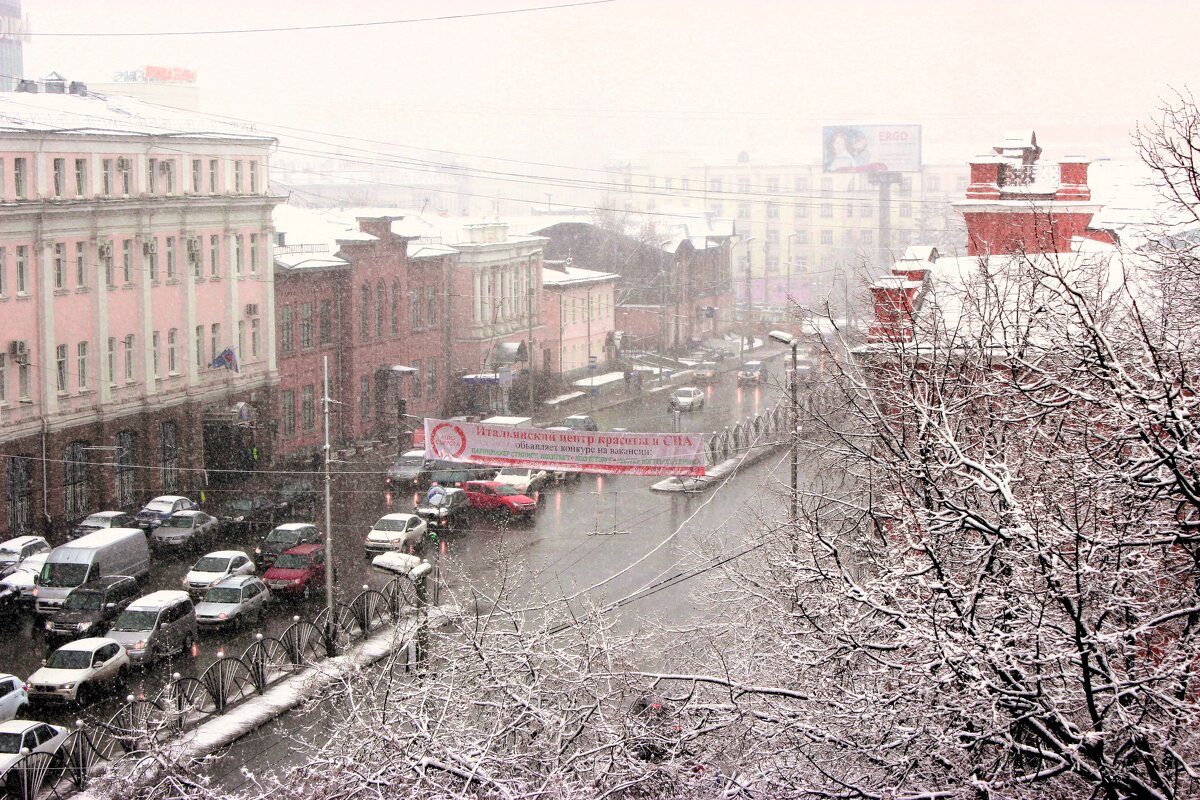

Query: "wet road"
(0, 355), (793, 742)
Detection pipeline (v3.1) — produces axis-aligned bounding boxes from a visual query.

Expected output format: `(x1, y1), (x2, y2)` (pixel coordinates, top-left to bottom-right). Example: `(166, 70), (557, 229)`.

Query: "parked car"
(151, 510), (220, 548)
(426, 461), (492, 488)
(0, 720), (68, 776)
(106, 591), (196, 666)
(493, 467), (549, 495)
(0, 537), (49, 579)
(541, 428), (582, 482)
(134, 496), (198, 532)
(562, 415), (599, 432)
(463, 481), (538, 519)
(194, 575), (270, 629)
(255, 523), (323, 571)
(365, 513), (428, 556)
(25, 637), (129, 703)
(34, 529), (150, 616)
(272, 480), (318, 518)
(0, 676), (28, 723)
(43, 576), (140, 645)
(736, 361), (767, 386)
(0, 587), (22, 622)
(414, 488), (472, 534)
(182, 551), (255, 597)
(0, 553), (48, 607)
(71, 511), (136, 539)
(668, 386), (706, 412)
(386, 450), (430, 491)
(215, 495), (277, 536)
(692, 362), (719, 383)
(262, 544), (329, 600)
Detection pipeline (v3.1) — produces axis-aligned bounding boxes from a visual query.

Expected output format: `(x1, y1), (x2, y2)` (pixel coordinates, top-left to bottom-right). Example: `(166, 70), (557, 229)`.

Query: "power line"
(22, 1), (616, 37)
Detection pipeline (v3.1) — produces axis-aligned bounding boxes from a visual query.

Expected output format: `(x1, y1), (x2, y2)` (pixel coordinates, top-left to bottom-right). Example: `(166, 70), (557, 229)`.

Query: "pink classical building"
(0, 81), (279, 541)
(540, 261), (619, 375)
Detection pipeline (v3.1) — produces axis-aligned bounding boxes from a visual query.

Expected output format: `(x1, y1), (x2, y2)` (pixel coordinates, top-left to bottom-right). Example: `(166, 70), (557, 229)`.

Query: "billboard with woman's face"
(822, 125), (921, 173)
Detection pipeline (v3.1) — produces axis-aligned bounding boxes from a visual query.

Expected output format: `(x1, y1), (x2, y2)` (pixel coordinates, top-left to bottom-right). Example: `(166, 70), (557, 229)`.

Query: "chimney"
(1055, 157), (1091, 201)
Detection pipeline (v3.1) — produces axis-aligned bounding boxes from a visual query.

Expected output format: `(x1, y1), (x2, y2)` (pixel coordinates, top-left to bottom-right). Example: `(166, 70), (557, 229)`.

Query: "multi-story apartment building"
(539, 262), (619, 375)
(0, 83), (279, 541)
(606, 150), (967, 315)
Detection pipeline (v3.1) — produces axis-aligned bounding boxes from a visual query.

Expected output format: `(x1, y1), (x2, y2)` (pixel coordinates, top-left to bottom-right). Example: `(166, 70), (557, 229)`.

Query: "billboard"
(822, 125), (921, 173)
(423, 418), (706, 477)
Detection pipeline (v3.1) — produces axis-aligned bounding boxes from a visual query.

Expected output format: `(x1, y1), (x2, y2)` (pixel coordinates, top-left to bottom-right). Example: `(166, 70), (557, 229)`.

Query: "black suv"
(386, 450), (430, 491)
(414, 487), (472, 534)
(44, 576), (140, 644)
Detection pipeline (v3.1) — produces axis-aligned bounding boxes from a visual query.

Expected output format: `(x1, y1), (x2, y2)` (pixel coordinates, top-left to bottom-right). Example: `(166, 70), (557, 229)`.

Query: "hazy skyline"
(20, 1), (1197, 173)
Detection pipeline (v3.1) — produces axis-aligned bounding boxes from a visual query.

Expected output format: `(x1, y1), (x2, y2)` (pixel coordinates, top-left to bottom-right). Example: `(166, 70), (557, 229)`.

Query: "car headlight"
(255, 547), (262, 554)
(235, 515), (245, 522)
(79, 622), (91, 631)
(181, 578), (189, 587)
(217, 612), (228, 620)
(45, 621), (54, 630)
(60, 682), (75, 690)
(293, 578), (305, 586)
(131, 641), (146, 650)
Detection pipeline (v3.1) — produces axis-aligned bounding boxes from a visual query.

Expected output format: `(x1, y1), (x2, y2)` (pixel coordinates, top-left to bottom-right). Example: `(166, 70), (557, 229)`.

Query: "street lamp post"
(769, 330), (799, 520)
(735, 236), (757, 358)
(787, 232), (801, 306)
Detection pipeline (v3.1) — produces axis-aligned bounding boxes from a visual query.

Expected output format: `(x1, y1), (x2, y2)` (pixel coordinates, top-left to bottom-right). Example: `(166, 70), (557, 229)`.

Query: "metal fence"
(0, 577), (422, 800)
(705, 402), (788, 464)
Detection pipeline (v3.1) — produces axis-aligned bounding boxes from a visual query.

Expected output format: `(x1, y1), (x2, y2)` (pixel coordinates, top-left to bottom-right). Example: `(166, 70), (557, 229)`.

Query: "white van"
(34, 528), (150, 616)
(480, 416), (533, 428)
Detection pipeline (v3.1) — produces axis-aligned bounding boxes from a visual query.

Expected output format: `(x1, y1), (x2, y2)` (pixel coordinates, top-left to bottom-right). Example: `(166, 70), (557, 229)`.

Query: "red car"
(261, 543), (329, 600)
(463, 481), (538, 519)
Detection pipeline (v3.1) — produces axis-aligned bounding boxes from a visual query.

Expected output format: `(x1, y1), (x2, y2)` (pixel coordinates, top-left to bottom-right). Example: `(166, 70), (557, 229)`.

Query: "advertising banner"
(822, 124), (921, 173)
(423, 418), (706, 477)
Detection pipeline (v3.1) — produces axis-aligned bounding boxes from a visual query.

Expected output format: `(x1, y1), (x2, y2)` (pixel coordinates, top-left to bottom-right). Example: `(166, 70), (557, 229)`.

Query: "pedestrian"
(624, 369), (632, 389)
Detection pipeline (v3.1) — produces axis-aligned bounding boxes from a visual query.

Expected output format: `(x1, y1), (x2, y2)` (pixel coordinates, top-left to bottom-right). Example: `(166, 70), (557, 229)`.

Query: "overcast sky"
(20, 0), (1198, 171)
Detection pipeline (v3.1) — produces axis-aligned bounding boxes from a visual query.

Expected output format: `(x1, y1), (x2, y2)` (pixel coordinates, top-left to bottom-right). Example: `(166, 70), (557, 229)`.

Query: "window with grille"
(5, 456), (33, 535)
(62, 441), (89, 522)
(299, 303), (312, 349)
(115, 431), (135, 507)
(160, 422), (179, 492)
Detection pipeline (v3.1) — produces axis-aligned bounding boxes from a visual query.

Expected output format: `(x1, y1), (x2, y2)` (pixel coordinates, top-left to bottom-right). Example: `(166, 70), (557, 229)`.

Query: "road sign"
(588, 354), (597, 370)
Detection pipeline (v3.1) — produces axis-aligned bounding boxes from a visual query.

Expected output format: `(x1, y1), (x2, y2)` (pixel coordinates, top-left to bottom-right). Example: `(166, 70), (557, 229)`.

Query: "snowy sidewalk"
(650, 437), (786, 493)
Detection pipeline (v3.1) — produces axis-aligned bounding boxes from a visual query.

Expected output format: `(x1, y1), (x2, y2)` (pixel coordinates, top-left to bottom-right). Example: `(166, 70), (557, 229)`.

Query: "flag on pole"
(211, 347), (239, 373)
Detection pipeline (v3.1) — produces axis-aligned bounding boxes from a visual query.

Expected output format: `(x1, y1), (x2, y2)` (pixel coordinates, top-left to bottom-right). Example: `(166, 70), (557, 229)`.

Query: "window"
(238, 321), (245, 361)
(62, 442), (89, 523)
(765, 231), (779, 247)
(412, 367), (421, 398)
(74, 158), (86, 197)
(681, 177), (689, 191)
(0, 354), (5, 402)
(152, 331), (160, 377)
(164, 160), (175, 194)
(956, 176), (969, 192)
(820, 204), (832, 218)
(767, 257), (779, 272)
(147, 239), (159, 282)
(360, 286), (370, 338)
(160, 421), (179, 492)
(282, 390), (295, 437)
(302, 386), (315, 430)
(122, 239), (132, 284)
(861, 230), (874, 244)
(900, 203), (913, 218)
(390, 283), (399, 334)
(737, 202), (750, 219)
(5, 456), (33, 535)
(233, 234), (243, 275)
(0, 247), (6, 296)
(794, 230), (808, 244)
(13, 158), (26, 199)
(56, 345), (68, 392)
(767, 202), (779, 219)
(901, 177), (913, 196)
(15, 246), (27, 295)
(75, 242), (86, 288)
(821, 230), (833, 245)
(737, 178), (750, 193)
(795, 176), (809, 193)
(18, 357), (29, 400)
(861, 204), (873, 218)
(249, 233), (258, 273)
(167, 329), (177, 374)
(210, 235), (220, 277)
(76, 340), (87, 388)
(101, 243), (113, 287)
(101, 159), (113, 196)
(926, 175), (940, 192)
(319, 300), (332, 344)
(191, 238), (201, 277)
(410, 288), (421, 331)
(53, 243), (65, 290)
(195, 326), (203, 368)
(709, 177), (723, 193)
(192, 159), (202, 193)
(375, 282), (385, 337)
(249, 161), (258, 193)
(120, 159), (131, 195)
(166, 236), (176, 279)
(845, 203), (854, 218)
(360, 376), (370, 419)
(427, 286), (437, 326)
(209, 159), (218, 193)
(107, 337), (116, 383)
(427, 358), (437, 399)
(299, 303), (313, 349)
(820, 177), (832, 194)
(53, 158), (65, 197)
(251, 318), (260, 358)
(234, 161), (243, 193)
(123, 334), (135, 381)
(279, 306), (293, 353)
(115, 431), (134, 507)
(210, 324), (220, 362)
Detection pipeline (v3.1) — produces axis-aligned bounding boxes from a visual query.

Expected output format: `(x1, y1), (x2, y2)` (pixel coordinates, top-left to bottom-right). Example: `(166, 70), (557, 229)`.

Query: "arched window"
(62, 441), (90, 522)
(375, 280), (385, 338)
(359, 286), (370, 340)
(390, 281), (399, 334)
(5, 456), (33, 535)
(115, 431), (136, 507)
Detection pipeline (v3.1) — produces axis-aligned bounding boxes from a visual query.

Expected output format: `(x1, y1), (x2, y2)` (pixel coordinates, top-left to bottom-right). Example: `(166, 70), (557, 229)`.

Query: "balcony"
(998, 163), (1059, 195)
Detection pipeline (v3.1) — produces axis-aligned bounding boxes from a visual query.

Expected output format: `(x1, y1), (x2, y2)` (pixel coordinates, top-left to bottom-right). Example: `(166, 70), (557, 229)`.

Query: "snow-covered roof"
(0, 89), (273, 142)
(541, 264), (619, 288)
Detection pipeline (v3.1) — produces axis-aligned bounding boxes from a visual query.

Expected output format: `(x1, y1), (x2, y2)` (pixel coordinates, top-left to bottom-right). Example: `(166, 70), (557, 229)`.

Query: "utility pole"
(769, 331), (799, 520)
(321, 355), (336, 657)
(528, 276), (535, 412)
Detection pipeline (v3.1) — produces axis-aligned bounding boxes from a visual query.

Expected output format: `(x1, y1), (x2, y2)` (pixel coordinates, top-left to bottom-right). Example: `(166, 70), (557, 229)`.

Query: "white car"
(0, 553), (48, 604)
(0, 720), (68, 777)
(668, 386), (705, 412)
(0, 536), (50, 578)
(0, 675), (29, 722)
(25, 637), (130, 704)
(364, 513), (428, 555)
(493, 467), (549, 495)
(194, 575), (270, 629)
(152, 510), (220, 547)
(182, 550), (255, 596)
